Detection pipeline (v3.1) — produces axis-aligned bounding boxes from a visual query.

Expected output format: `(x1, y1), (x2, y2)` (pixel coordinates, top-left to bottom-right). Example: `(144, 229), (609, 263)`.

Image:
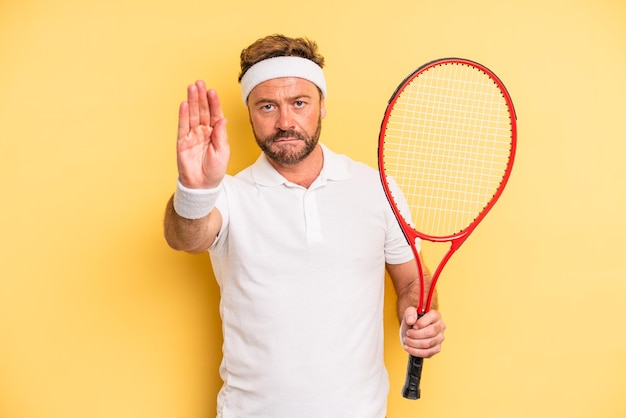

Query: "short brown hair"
(238, 34), (325, 82)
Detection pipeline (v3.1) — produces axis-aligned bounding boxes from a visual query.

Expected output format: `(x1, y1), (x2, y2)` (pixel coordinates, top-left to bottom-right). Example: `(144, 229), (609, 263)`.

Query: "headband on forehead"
(240, 56), (327, 105)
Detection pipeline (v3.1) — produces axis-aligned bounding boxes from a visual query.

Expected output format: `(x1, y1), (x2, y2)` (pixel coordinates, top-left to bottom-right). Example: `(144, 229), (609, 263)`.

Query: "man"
(164, 34), (445, 418)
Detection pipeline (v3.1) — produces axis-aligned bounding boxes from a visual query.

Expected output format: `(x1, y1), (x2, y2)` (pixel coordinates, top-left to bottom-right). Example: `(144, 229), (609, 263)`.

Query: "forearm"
(391, 260), (439, 323)
(163, 195), (216, 253)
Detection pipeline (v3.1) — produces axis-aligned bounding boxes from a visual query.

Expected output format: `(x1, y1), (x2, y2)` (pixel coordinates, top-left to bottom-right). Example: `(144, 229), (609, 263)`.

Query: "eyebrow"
(251, 94), (314, 107)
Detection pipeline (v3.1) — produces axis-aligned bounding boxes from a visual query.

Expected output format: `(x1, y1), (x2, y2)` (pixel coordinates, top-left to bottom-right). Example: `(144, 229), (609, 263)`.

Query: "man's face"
(247, 77), (326, 167)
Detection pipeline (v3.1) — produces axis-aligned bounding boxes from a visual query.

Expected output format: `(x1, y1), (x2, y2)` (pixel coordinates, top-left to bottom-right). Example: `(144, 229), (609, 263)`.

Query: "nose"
(277, 107), (295, 131)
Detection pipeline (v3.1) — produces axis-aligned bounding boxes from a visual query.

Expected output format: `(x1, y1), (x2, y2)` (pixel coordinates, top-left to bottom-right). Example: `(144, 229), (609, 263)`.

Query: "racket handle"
(401, 354), (423, 400)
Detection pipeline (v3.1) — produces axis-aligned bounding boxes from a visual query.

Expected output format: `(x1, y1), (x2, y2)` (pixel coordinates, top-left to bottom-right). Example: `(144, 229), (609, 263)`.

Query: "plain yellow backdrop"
(1, 0), (625, 417)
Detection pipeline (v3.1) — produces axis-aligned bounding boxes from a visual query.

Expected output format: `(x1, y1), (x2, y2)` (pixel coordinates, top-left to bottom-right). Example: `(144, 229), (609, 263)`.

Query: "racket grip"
(401, 354), (423, 400)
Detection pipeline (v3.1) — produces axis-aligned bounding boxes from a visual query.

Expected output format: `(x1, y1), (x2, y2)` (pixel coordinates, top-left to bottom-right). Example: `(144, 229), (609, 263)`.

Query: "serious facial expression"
(247, 77), (326, 167)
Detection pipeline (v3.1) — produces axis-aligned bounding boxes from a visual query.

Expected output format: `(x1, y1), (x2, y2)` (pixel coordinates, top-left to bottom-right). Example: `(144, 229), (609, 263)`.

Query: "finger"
(408, 325), (442, 342)
(403, 306), (419, 327)
(196, 80), (211, 127)
(177, 101), (190, 140)
(406, 342), (443, 359)
(207, 89), (225, 127)
(405, 324), (445, 348)
(211, 117), (229, 150)
(405, 334), (443, 350)
(409, 315), (445, 340)
(416, 310), (441, 329)
(187, 84), (200, 129)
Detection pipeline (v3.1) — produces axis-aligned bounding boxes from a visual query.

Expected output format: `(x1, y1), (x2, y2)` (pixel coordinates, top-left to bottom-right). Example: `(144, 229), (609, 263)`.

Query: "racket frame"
(378, 57), (517, 314)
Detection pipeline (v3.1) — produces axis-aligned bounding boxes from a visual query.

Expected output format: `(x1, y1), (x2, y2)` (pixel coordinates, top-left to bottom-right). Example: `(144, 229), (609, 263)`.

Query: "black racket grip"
(402, 354), (423, 400)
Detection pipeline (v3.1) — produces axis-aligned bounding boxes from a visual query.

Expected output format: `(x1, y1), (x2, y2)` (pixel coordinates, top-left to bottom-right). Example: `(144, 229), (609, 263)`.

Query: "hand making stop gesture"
(177, 80), (230, 189)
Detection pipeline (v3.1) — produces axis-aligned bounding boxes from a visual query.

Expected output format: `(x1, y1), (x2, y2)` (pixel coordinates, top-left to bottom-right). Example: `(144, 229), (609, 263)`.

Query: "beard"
(253, 117), (322, 166)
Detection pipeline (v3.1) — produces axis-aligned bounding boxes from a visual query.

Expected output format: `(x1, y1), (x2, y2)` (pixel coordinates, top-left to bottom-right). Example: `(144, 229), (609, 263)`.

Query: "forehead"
(248, 77), (321, 102)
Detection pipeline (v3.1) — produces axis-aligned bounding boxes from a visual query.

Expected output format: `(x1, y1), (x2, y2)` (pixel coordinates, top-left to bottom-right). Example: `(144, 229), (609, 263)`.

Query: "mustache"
(268, 129), (308, 141)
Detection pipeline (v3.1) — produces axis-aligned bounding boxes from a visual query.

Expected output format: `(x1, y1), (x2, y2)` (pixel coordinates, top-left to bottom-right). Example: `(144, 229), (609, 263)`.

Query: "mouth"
(271, 130), (306, 143)
(273, 137), (301, 143)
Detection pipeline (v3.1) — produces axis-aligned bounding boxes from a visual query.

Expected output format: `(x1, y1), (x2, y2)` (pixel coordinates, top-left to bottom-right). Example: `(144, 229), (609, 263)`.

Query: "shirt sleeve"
(383, 177), (420, 264)
(208, 176), (232, 254)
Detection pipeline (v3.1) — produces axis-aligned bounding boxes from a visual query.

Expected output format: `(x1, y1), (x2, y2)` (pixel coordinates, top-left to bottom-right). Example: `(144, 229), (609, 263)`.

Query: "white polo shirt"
(209, 144), (414, 418)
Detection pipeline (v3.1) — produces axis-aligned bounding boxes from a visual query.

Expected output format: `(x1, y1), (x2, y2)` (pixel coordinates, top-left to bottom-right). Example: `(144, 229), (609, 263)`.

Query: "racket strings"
(383, 63), (513, 237)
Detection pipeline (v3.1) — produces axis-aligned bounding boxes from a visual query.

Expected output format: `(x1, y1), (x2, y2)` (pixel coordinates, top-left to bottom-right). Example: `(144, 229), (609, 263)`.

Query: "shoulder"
(321, 144), (380, 182)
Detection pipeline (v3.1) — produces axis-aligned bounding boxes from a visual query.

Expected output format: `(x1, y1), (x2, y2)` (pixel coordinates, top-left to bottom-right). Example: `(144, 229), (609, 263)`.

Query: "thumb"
(403, 306), (420, 328)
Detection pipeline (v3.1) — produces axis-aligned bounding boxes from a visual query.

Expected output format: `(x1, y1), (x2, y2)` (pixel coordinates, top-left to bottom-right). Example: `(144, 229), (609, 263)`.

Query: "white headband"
(240, 56), (327, 105)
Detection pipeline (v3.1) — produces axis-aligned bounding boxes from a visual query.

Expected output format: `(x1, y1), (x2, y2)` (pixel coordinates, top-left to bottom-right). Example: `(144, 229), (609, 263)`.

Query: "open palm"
(177, 80), (230, 189)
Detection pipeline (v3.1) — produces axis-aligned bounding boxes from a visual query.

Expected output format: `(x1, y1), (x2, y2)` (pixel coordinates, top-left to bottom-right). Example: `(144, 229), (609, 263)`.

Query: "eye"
(294, 100), (305, 109)
(261, 103), (275, 111)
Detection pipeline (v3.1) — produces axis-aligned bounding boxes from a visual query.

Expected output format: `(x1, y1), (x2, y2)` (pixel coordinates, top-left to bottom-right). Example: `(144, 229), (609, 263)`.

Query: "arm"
(387, 258), (445, 359)
(163, 81), (230, 253)
(163, 197), (222, 254)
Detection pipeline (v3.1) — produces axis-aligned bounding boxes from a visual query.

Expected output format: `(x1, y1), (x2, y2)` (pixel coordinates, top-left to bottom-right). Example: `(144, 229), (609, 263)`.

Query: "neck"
(268, 144), (324, 188)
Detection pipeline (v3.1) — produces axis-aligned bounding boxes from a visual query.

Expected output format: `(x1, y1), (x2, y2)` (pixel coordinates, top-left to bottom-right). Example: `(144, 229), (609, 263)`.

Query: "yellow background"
(1, 0), (625, 416)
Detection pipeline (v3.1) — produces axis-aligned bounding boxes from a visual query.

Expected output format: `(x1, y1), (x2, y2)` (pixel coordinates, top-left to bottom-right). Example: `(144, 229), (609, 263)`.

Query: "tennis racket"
(378, 58), (517, 400)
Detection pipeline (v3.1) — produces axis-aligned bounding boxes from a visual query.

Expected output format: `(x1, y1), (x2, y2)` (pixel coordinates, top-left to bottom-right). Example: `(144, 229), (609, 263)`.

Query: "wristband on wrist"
(173, 179), (221, 219)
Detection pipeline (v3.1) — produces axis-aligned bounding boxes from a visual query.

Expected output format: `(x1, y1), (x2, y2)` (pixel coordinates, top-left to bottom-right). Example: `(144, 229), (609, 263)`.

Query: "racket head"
(378, 58), (517, 245)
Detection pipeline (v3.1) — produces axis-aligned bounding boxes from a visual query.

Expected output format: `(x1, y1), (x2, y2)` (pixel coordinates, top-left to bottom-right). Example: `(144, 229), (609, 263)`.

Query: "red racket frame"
(378, 57), (518, 315)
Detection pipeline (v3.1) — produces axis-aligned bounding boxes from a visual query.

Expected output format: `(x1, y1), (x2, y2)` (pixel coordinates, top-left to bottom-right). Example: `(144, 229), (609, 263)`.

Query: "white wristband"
(173, 179), (221, 219)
